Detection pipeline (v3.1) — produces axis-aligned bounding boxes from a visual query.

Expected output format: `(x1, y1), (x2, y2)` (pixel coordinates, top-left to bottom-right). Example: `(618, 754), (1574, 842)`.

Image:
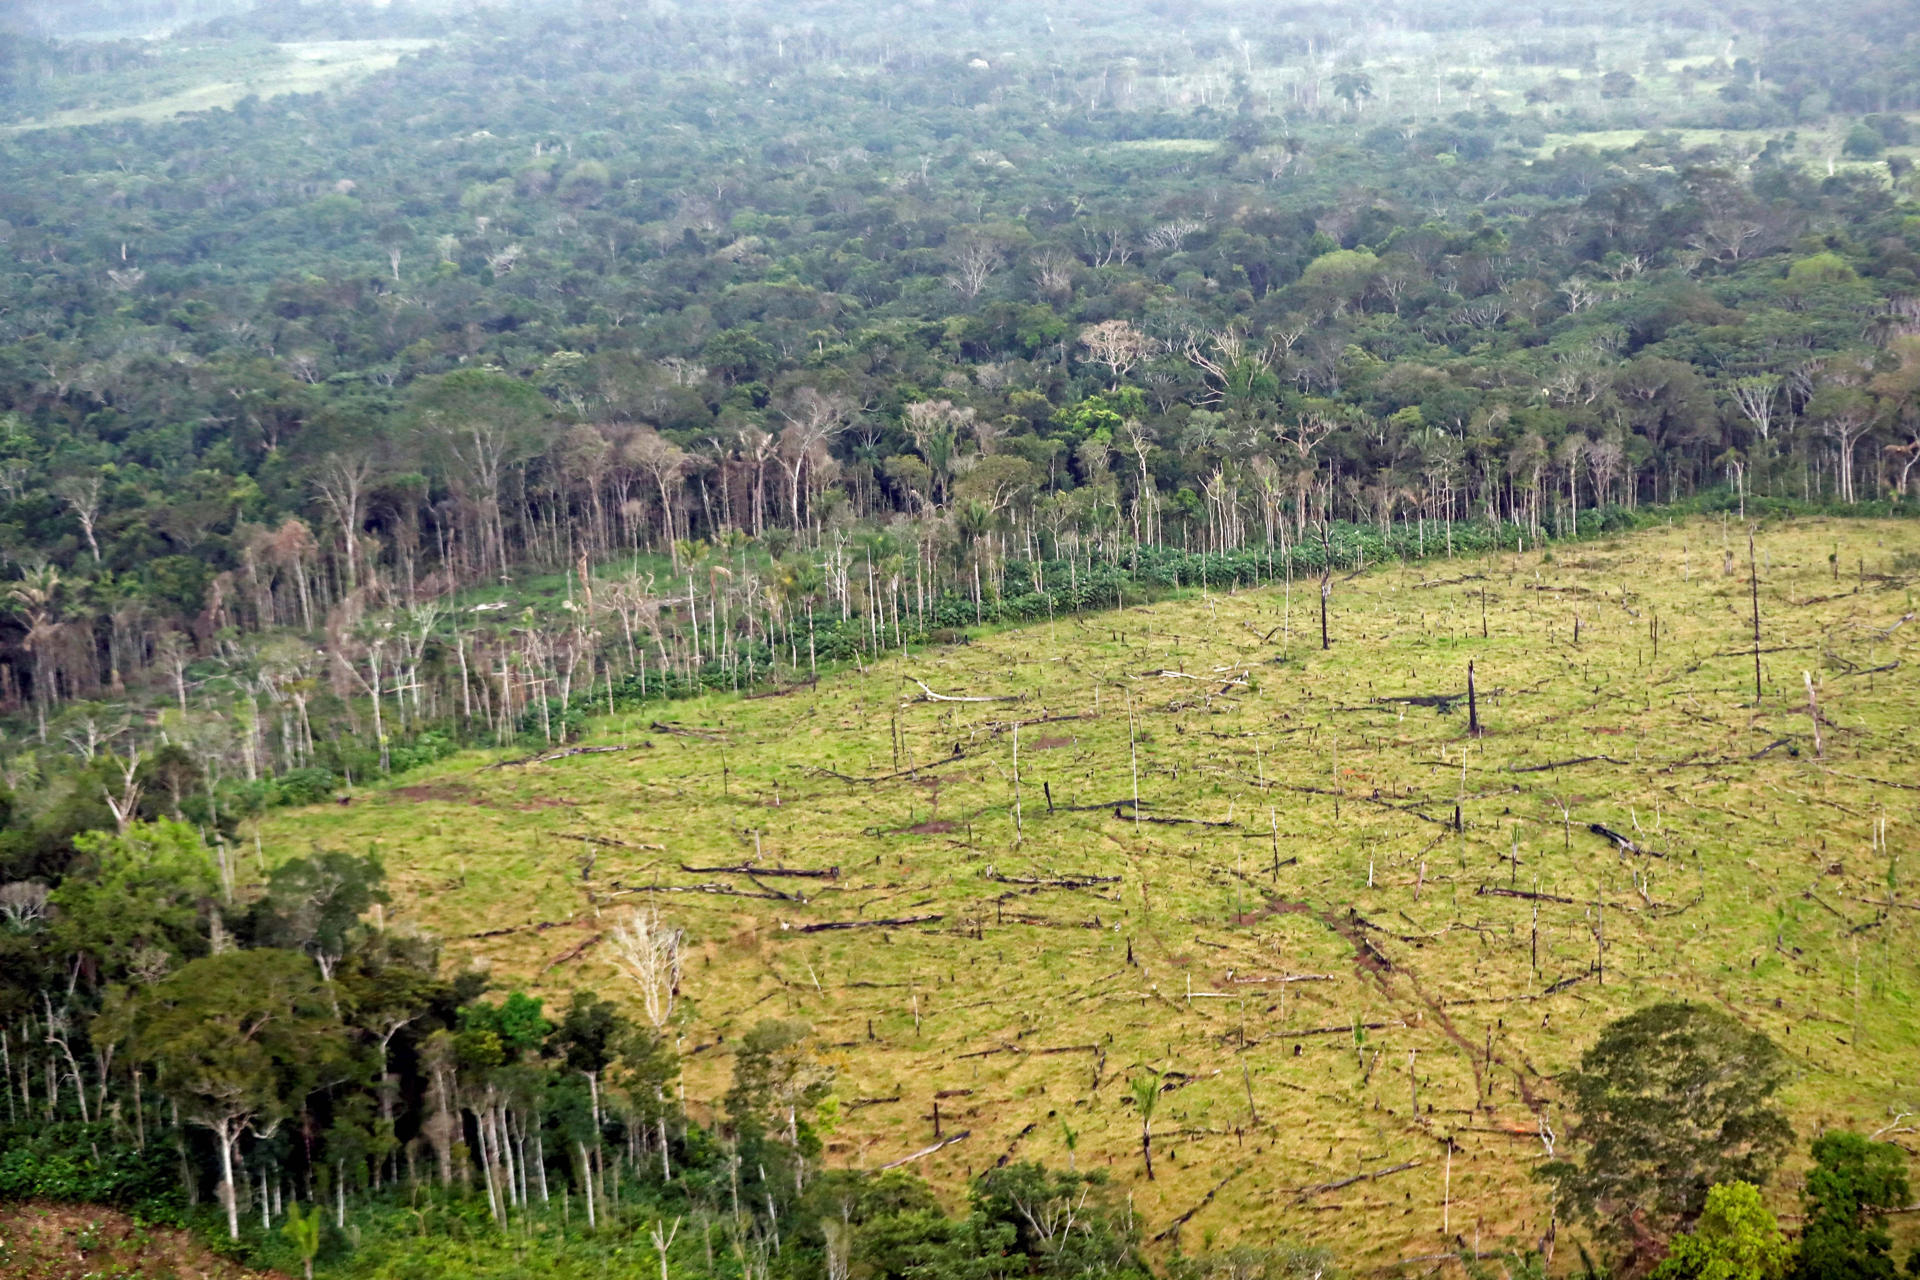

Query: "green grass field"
(259, 517), (1920, 1265)
(5, 40), (434, 131)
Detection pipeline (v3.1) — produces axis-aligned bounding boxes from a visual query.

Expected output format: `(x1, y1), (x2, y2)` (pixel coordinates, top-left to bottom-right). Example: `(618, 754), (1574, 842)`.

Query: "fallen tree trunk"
(1049, 797), (1146, 813)
(1477, 885), (1576, 904)
(795, 914), (944, 933)
(985, 711), (1095, 732)
(1374, 692), (1466, 708)
(682, 862), (840, 879)
(483, 744), (640, 769)
(804, 756), (974, 785)
(1292, 1159), (1421, 1200)
(465, 919), (577, 939)
(879, 1131), (970, 1170)
(558, 832), (666, 851)
(611, 882), (789, 901)
(1543, 969), (1593, 995)
(907, 677), (1017, 703)
(994, 1122), (1039, 1168)
(1589, 822), (1667, 857)
(987, 873), (1121, 887)
(1274, 1020), (1406, 1038)
(1228, 973), (1336, 984)
(649, 721), (725, 739)
(743, 677), (818, 700)
(1506, 755), (1623, 773)
(744, 875), (807, 902)
(542, 932), (602, 971)
(1154, 1163), (1253, 1241)
(1110, 808), (1234, 828)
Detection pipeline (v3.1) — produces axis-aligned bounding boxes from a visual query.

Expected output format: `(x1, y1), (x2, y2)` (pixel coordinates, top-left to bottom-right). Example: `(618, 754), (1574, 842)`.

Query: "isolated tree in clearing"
(1542, 1003), (1792, 1270)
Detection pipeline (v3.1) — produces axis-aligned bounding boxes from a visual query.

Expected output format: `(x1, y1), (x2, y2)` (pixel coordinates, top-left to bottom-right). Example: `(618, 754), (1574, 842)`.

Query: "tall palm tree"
(1332, 70), (1374, 115)
(1129, 1070), (1162, 1181)
(7, 564), (62, 739)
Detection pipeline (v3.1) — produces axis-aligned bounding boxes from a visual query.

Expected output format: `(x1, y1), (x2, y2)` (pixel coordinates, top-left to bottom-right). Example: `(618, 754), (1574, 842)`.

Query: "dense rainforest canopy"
(0, 0), (1915, 855)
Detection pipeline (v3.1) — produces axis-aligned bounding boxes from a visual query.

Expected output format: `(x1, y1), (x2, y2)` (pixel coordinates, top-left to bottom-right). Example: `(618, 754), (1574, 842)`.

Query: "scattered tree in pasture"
(1542, 1003), (1792, 1267)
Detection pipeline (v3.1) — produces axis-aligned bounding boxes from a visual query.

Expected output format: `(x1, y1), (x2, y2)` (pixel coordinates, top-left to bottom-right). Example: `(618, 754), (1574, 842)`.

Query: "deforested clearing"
(261, 516), (1920, 1263)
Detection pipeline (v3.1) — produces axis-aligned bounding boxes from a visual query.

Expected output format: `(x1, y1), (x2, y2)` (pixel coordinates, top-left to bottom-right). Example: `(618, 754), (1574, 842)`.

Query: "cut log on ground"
(1589, 822), (1667, 857)
(804, 757), (974, 785)
(1110, 809), (1235, 828)
(542, 932), (603, 971)
(994, 1122), (1039, 1168)
(1291, 1159), (1421, 1200)
(1477, 885), (1576, 904)
(1228, 973), (1337, 984)
(987, 873), (1121, 887)
(610, 882), (789, 901)
(558, 832), (666, 851)
(878, 1131), (970, 1169)
(1272, 1020), (1406, 1038)
(484, 744), (641, 769)
(649, 721), (725, 739)
(1155, 1164), (1254, 1241)
(793, 914), (944, 933)
(465, 919), (577, 939)
(907, 677), (1017, 703)
(1506, 756), (1624, 773)
(742, 677), (818, 700)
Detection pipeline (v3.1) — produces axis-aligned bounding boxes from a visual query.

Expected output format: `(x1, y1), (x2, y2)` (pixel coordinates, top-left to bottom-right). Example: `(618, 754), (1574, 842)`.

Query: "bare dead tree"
(1730, 375), (1782, 443)
(944, 239), (1002, 300)
(623, 429), (689, 561)
(0, 881), (50, 929)
(102, 749), (144, 834)
(1142, 218), (1206, 253)
(823, 1215), (852, 1280)
(1317, 521), (1334, 650)
(1183, 327), (1273, 408)
(1079, 319), (1152, 390)
(1749, 529), (1763, 704)
(1080, 224), (1133, 267)
(610, 905), (684, 1033)
(1803, 671), (1823, 757)
(1030, 251), (1075, 300)
(774, 389), (853, 533)
(51, 474), (104, 563)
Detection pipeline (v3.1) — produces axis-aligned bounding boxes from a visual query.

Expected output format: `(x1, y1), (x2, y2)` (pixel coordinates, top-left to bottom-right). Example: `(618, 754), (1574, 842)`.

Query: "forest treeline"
(0, 0), (1915, 855)
(2, 0), (1918, 878)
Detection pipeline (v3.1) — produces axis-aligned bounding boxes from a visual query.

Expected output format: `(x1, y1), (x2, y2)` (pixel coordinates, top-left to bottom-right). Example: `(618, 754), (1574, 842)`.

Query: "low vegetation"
(248, 516), (1920, 1265)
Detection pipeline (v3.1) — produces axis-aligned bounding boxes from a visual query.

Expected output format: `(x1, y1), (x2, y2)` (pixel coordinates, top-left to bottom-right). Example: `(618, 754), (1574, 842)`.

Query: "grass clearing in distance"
(259, 517), (1920, 1264)
(4, 40), (435, 131)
